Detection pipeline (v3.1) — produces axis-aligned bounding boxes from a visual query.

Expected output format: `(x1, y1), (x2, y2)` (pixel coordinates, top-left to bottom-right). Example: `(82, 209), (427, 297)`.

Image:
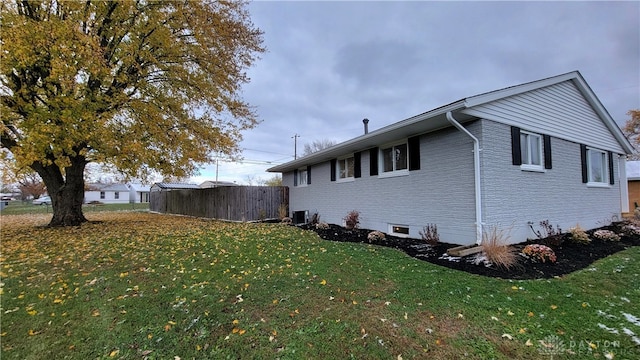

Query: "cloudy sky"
(191, 0), (640, 185)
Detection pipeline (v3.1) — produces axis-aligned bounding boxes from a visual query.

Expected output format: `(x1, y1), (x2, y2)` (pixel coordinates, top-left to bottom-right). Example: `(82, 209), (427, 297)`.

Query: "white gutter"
(446, 111), (483, 245)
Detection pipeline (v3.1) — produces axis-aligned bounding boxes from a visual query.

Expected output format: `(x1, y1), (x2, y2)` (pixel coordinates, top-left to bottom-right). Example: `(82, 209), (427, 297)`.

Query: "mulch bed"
(297, 222), (640, 280)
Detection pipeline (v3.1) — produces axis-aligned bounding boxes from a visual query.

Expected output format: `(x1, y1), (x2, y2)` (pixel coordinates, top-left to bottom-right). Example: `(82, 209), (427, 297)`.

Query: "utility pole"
(292, 134), (300, 159)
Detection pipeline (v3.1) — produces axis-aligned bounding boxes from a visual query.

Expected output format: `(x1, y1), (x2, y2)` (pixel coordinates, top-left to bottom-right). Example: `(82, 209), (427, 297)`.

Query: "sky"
(190, 0), (640, 185)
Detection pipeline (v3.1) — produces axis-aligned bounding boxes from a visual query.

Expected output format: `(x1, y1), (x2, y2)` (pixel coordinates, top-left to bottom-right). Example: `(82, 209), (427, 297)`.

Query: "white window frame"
(337, 155), (355, 182)
(587, 147), (609, 187)
(296, 168), (308, 187)
(114, 191), (119, 200)
(379, 141), (409, 178)
(389, 224), (410, 238)
(520, 131), (544, 172)
(100, 191), (105, 199)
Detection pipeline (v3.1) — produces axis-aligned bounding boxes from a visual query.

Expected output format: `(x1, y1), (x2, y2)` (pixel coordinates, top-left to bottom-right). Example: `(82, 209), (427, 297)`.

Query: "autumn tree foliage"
(0, 1), (265, 226)
(623, 110), (640, 160)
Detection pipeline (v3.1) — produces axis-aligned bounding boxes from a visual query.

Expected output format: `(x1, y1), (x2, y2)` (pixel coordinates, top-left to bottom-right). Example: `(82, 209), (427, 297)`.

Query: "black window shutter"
(307, 165), (312, 185)
(354, 152), (361, 178)
(408, 136), (421, 171)
(580, 144), (588, 183)
(330, 159), (336, 181)
(369, 148), (378, 176)
(511, 126), (522, 165)
(293, 169), (298, 186)
(608, 152), (615, 185)
(543, 134), (552, 169)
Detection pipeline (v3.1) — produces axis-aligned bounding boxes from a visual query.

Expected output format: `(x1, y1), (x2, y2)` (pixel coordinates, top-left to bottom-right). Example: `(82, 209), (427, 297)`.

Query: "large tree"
(623, 110), (640, 160)
(0, 0), (264, 226)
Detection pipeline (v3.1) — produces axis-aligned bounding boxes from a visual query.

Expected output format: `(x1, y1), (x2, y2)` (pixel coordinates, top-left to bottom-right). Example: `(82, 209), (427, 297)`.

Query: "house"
(128, 183), (151, 203)
(625, 161), (640, 212)
(267, 71), (633, 245)
(84, 183), (131, 204)
(199, 180), (239, 188)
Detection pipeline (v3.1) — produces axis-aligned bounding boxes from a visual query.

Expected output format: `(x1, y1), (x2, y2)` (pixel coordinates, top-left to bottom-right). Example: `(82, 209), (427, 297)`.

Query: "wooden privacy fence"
(150, 186), (289, 221)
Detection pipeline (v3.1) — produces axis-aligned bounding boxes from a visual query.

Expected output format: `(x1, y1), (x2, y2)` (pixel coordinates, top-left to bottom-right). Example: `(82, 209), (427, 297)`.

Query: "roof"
(199, 180), (239, 188)
(627, 161), (640, 181)
(86, 183), (130, 192)
(268, 71), (633, 173)
(151, 183), (200, 190)
(128, 183), (151, 192)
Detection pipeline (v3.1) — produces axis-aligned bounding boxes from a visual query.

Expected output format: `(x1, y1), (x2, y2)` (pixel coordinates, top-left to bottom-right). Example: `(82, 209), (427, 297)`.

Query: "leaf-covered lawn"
(1, 212), (639, 359)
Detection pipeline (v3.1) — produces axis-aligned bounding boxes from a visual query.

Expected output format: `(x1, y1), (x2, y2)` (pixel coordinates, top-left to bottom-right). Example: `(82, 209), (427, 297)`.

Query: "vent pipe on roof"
(363, 118), (369, 134)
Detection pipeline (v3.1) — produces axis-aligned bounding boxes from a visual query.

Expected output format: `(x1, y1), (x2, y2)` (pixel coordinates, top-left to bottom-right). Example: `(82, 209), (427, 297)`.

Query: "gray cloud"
(196, 1), (640, 183)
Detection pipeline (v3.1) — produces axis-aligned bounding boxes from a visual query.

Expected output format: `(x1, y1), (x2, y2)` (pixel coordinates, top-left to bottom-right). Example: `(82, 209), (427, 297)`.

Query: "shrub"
(529, 220), (564, 246)
(522, 244), (557, 263)
(592, 229), (621, 242)
(480, 227), (519, 271)
(367, 230), (386, 243)
(281, 217), (292, 225)
(419, 224), (439, 245)
(277, 204), (288, 220)
(343, 210), (360, 230)
(316, 221), (329, 230)
(568, 224), (591, 244)
(622, 223), (640, 237)
(310, 212), (320, 225)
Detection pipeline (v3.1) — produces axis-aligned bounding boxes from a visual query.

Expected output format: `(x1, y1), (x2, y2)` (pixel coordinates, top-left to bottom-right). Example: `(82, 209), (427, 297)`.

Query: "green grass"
(0, 201), (149, 215)
(1, 212), (639, 359)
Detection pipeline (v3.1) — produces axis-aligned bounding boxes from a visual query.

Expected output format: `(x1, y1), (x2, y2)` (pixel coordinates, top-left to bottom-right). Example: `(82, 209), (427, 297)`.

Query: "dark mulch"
(297, 222), (640, 280)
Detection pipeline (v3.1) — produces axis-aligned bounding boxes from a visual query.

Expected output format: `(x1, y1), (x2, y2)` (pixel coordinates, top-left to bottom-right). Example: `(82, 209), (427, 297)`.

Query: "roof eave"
(267, 100), (467, 173)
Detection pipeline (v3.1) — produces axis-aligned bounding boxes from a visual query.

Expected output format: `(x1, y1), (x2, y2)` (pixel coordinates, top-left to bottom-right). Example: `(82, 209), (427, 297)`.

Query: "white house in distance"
(84, 183), (151, 204)
(268, 71), (633, 246)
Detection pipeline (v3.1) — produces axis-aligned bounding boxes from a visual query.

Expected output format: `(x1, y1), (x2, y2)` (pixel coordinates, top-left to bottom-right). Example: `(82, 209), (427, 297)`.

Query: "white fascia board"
(267, 100), (467, 173)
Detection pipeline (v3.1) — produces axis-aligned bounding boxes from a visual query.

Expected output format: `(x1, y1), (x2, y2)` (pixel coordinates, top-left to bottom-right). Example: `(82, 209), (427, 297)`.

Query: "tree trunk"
(32, 156), (88, 227)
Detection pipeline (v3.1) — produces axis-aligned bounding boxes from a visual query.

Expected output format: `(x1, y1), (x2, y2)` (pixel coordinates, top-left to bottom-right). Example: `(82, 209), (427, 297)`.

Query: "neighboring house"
(84, 183), (131, 204)
(626, 161), (640, 212)
(150, 183), (201, 191)
(268, 71), (633, 246)
(128, 183), (151, 203)
(199, 180), (239, 188)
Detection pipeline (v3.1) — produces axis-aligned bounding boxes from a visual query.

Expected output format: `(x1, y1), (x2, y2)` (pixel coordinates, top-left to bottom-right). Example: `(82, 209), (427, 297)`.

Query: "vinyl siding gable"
(462, 80), (624, 153)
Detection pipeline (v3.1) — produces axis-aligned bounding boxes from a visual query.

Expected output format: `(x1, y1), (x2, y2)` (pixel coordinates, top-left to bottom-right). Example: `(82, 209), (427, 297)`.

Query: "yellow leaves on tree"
(0, 0), (265, 226)
(623, 109), (640, 159)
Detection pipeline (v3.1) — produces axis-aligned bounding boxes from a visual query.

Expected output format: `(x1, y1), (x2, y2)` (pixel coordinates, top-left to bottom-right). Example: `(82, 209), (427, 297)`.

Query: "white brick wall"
(479, 119), (622, 242)
(286, 124), (480, 244)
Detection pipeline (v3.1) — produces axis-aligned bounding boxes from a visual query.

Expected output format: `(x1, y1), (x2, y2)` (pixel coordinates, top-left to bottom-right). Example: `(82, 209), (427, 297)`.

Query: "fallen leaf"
(109, 349), (119, 357)
(501, 333), (513, 340)
(525, 339), (533, 346)
(320, 279), (327, 285)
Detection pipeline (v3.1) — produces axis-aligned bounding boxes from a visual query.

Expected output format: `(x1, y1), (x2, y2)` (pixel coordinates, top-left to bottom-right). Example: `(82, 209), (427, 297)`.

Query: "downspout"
(446, 111), (483, 245)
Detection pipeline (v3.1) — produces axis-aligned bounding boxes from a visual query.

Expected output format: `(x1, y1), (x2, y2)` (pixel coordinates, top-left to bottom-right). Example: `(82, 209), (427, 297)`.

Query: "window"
(296, 168), (308, 186)
(100, 191), (105, 199)
(114, 192), (119, 199)
(511, 127), (552, 170)
(381, 143), (408, 173)
(520, 131), (542, 169)
(587, 148), (607, 184)
(389, 224), (410, 237)
(338, 156), (355, 180)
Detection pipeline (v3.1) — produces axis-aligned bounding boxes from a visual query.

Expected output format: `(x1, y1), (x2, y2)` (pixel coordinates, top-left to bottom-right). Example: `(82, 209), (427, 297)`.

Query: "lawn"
(0, 201), (149, 215)
(1, 212), (639, 359)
